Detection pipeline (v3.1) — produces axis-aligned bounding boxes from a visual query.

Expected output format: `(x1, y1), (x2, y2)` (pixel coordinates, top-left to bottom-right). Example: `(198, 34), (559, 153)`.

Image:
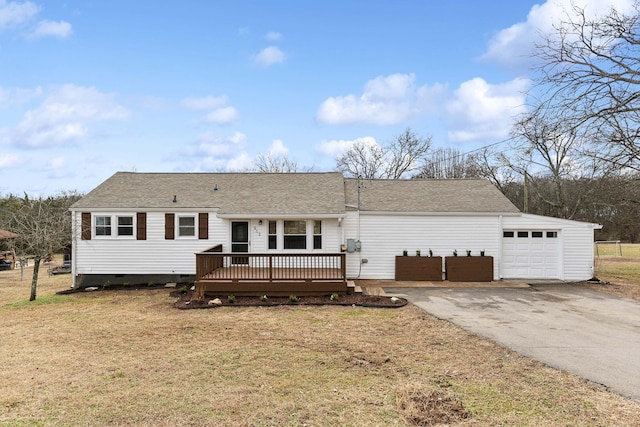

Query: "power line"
(437, 135), (518, 160)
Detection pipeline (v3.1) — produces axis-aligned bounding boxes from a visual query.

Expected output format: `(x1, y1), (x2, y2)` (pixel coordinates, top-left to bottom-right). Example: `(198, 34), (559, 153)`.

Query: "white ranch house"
(69, 172), (601, 292)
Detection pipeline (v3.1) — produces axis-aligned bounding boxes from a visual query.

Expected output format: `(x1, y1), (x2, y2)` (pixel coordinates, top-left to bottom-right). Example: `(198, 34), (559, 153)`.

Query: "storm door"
(231, 221), (249, 265)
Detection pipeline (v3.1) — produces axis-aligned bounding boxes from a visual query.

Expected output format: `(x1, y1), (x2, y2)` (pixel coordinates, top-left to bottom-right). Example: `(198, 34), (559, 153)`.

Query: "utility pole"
(523, 170), (529, 213)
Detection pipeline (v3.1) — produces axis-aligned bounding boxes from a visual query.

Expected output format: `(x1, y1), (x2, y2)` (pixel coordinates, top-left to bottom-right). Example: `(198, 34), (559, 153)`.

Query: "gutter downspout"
(355, 176), (363, 278)
(71, 210), (77, 288)
(498, 215), (503, 279)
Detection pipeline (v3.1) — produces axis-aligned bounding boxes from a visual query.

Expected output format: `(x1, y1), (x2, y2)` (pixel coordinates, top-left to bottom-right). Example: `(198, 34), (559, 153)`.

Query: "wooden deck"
(194, 249), (347, 297)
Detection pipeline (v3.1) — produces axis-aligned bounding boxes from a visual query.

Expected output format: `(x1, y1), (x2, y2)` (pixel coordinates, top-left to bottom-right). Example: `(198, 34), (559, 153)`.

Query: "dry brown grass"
(585, 254), (640, 302)
(1, 261), (639, 426)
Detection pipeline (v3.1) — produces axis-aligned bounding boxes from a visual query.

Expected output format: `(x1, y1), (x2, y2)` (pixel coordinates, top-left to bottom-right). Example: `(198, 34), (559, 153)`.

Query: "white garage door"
(502, 230), (559, 279)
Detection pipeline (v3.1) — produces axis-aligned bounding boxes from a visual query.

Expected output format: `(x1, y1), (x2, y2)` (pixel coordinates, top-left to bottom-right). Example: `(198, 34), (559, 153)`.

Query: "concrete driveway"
(387, 283), (640, 401)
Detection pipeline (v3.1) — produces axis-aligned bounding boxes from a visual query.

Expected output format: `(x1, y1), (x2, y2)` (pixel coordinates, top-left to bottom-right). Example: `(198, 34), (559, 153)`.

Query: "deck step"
(347, 281), (363, 295)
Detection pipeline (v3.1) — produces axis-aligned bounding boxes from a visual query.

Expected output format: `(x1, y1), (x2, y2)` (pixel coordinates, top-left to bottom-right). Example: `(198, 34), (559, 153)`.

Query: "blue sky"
(0, 0), (634, 195)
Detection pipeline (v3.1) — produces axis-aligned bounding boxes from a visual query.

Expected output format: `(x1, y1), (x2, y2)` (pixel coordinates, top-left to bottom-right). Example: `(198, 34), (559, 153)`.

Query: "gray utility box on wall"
(346, 239), (361, 252)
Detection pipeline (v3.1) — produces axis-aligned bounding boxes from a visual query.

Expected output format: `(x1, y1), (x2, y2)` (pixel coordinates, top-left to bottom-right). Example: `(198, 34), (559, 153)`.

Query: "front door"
(231, 221), (249, 264)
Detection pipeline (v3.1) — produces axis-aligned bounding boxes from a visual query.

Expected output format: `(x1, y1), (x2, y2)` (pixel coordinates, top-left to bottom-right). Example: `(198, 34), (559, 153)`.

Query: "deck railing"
(196, 250), (346, 283)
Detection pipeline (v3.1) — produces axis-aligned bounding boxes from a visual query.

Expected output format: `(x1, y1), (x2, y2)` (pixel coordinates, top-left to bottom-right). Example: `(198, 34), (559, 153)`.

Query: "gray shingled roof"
(72, 172), (520, 215)
(344, 178), (520, 213)
(71, 172), (346, 215)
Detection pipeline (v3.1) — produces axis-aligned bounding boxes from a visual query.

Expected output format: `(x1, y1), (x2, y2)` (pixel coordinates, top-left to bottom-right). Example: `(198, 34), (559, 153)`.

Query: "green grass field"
(595, 242), (640, 258)
(594, 243), (640, 285)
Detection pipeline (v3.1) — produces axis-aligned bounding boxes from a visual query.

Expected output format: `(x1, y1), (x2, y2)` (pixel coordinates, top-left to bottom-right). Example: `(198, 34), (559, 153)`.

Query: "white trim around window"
(177, 215), (197, 238)
(93, 214), (136, 239)
(266, 219), (323, 251)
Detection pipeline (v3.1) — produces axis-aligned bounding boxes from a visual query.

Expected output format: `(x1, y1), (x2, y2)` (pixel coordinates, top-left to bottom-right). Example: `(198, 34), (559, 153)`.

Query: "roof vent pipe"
(172, 195), (177, 203)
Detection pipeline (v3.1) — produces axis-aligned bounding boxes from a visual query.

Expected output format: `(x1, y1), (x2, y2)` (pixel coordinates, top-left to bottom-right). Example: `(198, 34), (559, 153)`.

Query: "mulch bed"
(56, 285), (408, 309)
(56, 283), (172, 294)
(171, 290), (408, 309)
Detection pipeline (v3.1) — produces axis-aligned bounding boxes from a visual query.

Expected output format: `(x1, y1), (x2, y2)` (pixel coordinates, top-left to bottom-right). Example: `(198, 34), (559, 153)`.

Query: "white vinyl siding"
(343, 212), (597, 281)
(73, 213), (342, 276)
(502, 214), (597, 281)
(74, 212), (223, 275)
(73, 208), (597, 282)
(343, 213), (501, 280)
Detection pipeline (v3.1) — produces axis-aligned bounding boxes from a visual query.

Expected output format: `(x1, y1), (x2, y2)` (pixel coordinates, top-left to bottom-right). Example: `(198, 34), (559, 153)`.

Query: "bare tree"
(335, 140), (386, 179)
(473, 147), (522, 194)
(503, 112), (605, 218)
(416, 147), (483, 179)
(384, 128), (433, 178)
(4, 193), (78, 301)
(336, 128), (432, 179)
(532, 1), (640, 171)
(254, 152), (307, 173)
(595, 173), (640, 242)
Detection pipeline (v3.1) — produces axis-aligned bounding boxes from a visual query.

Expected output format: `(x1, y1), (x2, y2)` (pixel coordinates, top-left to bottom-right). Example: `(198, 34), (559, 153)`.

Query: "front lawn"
(1, 263), (639, 426)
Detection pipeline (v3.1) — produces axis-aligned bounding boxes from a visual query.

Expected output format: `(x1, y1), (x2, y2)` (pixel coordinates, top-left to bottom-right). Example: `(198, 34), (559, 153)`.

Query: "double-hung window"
(268, 220), (277, 249)
(94, 215), (136, 238)
(284, 220), (307, 249)
(313, 221), (322, 249)
(117, 216), (134, 236)
(268, 220), (325, 250)
(95, 216), (112, 236)
(178, 216), (196, 237)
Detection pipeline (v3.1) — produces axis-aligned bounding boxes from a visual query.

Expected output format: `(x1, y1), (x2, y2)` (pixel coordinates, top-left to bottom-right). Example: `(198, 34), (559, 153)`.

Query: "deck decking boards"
(195, 252), (348, 296)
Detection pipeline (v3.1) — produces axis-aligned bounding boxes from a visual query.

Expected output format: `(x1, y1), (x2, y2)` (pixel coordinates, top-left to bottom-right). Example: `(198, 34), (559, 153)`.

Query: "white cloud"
(203, 106), (239, 124)
(0, 152), (21, 168)
(315, 136), (378, 157)
(226, 152), (254, 171)
(45, 155), (72, 178)
(0, 0), (39, 30)
(228, 131), (247, 145)
(13, 84), (130, 148)
(177, 131), (251, 171)
(186, 132), (238, 157)
(445, 77), (530, 141)
(267, 139), (288, 156)
(0, 85), (42, 107)
(0, 0), (73, 38)
(48, 156), (65, 168)
(317, 72), (529, 141)
(254, 46), (285, 66)
(316, 73), (445, 125)
(265, 31), (282, 41)
(135, 95), (169, 111)
(363, 74), (415, 102)
(181, 95), (238, 125)
(482, 0), (636, 68)
(180, 95), (227, 110)
(31, 19), (71, 38)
